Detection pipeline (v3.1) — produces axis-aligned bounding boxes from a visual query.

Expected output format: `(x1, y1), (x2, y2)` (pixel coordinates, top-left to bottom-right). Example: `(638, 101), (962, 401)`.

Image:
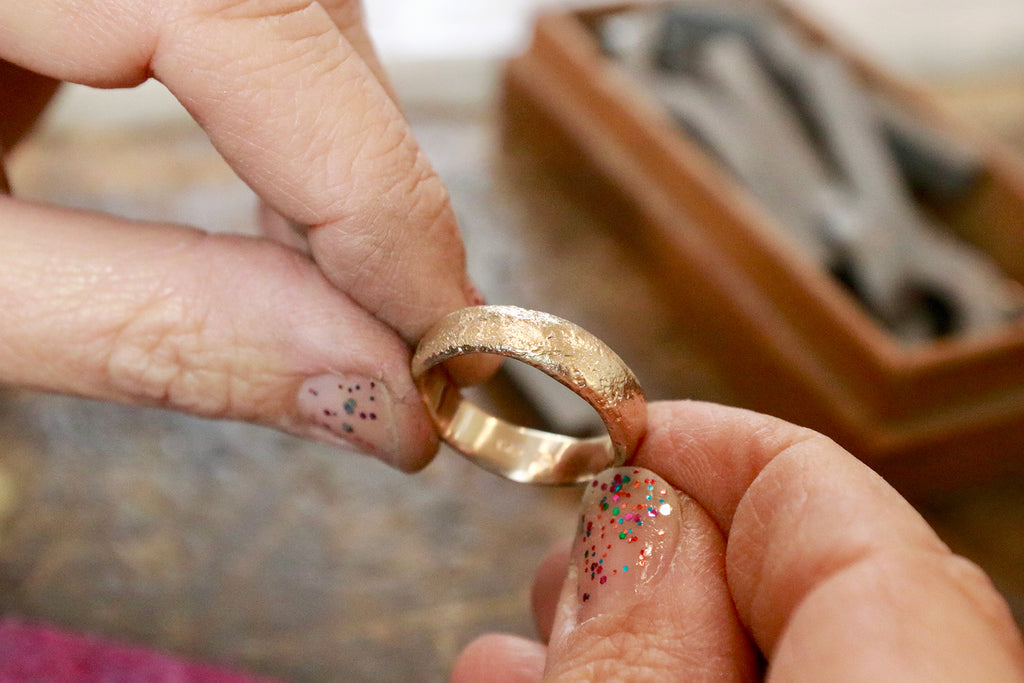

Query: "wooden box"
(500, 2), (1024, 498)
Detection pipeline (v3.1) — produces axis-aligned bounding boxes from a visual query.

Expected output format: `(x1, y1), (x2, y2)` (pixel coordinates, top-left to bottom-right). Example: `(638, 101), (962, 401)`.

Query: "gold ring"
(411, 305), (647, 484)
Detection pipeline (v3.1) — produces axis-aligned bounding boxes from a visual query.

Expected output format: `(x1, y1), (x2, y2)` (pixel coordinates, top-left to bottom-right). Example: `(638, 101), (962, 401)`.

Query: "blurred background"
(4, 0), (1024, 681)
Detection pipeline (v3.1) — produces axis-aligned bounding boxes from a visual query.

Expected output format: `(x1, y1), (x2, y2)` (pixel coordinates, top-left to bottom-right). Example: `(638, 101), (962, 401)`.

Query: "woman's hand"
(0, 0), (483, 470)
(453, 401), (1024, 681)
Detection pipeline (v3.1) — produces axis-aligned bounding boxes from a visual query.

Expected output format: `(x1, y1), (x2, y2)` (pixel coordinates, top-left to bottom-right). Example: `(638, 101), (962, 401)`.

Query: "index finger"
(0, 0), (476, 340)
(635, 401), (1024, 679)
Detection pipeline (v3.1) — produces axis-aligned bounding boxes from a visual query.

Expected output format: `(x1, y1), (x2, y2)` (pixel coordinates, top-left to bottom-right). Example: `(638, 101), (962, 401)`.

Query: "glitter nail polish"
(298, 374), (397, 461)
(572, 467), (681, 623)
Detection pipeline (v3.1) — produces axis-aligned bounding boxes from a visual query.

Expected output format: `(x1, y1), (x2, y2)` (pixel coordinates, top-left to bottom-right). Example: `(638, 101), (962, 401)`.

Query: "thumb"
(544, 467), (758, 682)
(0, 198), (436, 470)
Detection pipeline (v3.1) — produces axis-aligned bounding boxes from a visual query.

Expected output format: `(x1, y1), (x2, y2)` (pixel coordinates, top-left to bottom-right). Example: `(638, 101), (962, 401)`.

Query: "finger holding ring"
(411, 305), (647, 485)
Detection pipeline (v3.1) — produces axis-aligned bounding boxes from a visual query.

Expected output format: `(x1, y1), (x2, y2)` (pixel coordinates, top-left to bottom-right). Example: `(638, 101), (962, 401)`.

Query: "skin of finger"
(257, 197), (498, 385)
(0, 0), (476, 341)
(632, 401), (1024, 672)
(0, 197), (437, 469)
(532, 539), (571, 644)
(0, 2), (392, 110)
(769, 551), (1024, 681)
(157, 1), (474, 341)
(449, 634), (546, 683)
(725, 439), (952, 653)
(258, 201), (313, 255)
(544, 493), (758, 682)
(314, 0), (396, 99)
(257, 203), (497, 386)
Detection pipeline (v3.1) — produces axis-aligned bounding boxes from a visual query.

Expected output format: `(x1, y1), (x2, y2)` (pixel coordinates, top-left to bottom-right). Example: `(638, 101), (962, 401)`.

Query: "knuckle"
(99, 239), (274, 419)
(319, 135), (461, 271)
(103, 291), (220, 412)
(397, 155), (462, 258)
(350, 116), (422, 181)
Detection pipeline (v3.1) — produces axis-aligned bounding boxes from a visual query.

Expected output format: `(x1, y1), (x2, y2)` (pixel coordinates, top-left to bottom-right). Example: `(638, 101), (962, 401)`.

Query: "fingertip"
(532, 538), (572, 643)
(294, 371), (439, 473)
(637, 399), (840, 530)
(450, 634), (545, 683)
(543, 467), (758, 681)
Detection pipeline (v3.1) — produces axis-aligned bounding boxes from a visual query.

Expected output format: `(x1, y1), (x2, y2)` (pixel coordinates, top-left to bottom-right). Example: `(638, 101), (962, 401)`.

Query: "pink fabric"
(0, 619), (280, 682)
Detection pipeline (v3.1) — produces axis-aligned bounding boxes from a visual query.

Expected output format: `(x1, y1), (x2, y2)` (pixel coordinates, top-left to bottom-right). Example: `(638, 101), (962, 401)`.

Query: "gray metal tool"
(600, 4), (1021, 341)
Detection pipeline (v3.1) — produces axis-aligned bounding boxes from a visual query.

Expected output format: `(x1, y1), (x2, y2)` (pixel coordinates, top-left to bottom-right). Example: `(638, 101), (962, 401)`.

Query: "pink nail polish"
(298, 374), (397, 461)
(572, 467), (681, 623)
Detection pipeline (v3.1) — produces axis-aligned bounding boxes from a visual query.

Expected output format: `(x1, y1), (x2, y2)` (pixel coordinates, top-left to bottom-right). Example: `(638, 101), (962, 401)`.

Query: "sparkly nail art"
(298, 374), (396, 458)
(574, 467), (680, 618)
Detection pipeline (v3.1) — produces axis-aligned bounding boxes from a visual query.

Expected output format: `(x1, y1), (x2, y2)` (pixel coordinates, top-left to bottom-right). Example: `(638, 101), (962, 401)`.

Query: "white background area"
(365, 0), (1024, 75)
(40, 0), (1024, 129)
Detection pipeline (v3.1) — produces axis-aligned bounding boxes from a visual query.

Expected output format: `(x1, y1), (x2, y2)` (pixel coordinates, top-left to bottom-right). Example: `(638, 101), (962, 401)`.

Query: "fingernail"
(298, 374), (398, 462)
(572, 467), (681, 624)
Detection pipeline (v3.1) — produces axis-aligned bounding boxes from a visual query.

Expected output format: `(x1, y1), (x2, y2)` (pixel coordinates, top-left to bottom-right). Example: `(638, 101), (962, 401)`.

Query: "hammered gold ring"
(411, 305), (647, 485)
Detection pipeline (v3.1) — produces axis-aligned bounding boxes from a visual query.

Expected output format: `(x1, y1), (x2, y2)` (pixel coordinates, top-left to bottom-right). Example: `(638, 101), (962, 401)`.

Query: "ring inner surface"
(418, 366), (613, 485)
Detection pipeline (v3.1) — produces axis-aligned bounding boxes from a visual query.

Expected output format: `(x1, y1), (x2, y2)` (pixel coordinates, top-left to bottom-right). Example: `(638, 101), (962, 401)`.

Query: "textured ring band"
(411, 305), (647, 485)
